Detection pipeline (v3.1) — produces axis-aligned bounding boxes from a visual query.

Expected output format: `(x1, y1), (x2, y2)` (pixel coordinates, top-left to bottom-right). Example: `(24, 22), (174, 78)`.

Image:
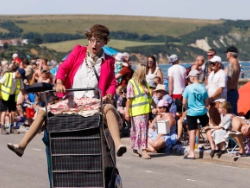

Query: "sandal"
(132, 150), (141, 157)
(233, 152), (247, 158)
(142, 152), (151, 159)
(7, 143), (24, 157)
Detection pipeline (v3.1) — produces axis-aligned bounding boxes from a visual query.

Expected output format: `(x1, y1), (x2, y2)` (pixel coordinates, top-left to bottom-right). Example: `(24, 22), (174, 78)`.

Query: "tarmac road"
(0, 134), (250, 188)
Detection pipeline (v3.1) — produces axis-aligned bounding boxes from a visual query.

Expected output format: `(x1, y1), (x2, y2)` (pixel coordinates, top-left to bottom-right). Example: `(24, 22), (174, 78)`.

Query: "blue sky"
(1, 0), (249, 20)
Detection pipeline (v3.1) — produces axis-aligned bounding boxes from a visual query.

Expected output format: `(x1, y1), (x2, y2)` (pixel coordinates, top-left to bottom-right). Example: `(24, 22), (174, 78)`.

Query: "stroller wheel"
(108, 167), (122, 188)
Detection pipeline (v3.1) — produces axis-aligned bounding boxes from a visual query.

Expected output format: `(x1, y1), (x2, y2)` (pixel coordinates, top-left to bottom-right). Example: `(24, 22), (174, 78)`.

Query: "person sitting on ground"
(204, 101), (233, 158)
(116, 86), (127, 118)
(152, 84), (177, 117)
(7, 24), (127, 158)
(147, 100), (177, 153)
(229, 116), (250, 156)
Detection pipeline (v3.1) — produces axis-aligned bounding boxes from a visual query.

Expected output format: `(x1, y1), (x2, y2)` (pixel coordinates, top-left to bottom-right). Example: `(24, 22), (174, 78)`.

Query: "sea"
(133, 61), (250, 88)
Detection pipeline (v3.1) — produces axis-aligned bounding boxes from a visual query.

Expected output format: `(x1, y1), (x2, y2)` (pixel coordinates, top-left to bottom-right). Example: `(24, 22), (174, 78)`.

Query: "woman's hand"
(55, 83), (66, 93)
(102, 94), (113, 104)
(125, 111), (130, 122)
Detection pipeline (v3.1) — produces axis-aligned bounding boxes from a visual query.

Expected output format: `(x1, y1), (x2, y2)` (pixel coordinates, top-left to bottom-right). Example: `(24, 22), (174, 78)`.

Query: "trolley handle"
(45, 88), (101, 93)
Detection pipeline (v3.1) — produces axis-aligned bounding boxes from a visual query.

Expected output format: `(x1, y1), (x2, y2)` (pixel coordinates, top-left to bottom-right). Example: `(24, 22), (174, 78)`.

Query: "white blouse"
(72, 52), (105, 99)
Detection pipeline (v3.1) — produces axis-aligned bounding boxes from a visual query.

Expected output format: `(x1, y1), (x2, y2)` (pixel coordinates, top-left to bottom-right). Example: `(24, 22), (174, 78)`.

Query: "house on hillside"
(0, 40), (12, 47)
(0, 39), (29, 46)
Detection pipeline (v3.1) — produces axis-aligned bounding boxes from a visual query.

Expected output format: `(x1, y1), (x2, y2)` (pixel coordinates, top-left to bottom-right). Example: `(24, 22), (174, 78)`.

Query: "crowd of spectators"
(114, 46), (250, 159)
(1, 45), (250, 160)
(0, 54), (55, 135)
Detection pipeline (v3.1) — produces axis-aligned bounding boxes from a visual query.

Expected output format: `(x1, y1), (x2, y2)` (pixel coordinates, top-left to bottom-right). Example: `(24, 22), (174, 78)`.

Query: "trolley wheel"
(107, 167), (122, 188)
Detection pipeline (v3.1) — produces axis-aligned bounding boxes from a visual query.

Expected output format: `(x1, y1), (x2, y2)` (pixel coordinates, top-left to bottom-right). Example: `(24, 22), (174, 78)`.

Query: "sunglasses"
(147, 60), (154, 63)
(207, 54), (214, 57)
(210, 63), (216, 66)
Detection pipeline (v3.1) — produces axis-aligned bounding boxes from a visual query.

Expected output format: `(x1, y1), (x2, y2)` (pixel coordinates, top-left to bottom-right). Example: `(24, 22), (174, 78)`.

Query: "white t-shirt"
(146, 67), (159, 83)
(0, 73), (24, 94)
(207, 69), (227, 102)
(168, 64), (186, 94)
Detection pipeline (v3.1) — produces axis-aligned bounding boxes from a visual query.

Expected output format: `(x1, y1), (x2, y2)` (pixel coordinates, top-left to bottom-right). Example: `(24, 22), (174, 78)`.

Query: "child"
(114, 53), (129, 85)
(206, 101), (233, 158)
(154, 76), (161, 85)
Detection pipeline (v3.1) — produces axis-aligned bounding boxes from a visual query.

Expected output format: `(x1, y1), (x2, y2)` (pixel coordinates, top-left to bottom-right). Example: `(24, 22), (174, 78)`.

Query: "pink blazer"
(55, 45), (116, 97)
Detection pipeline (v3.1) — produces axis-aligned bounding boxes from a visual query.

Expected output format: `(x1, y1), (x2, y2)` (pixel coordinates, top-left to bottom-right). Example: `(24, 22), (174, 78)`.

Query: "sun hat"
(169, 54), (179, 64)
(122, 52), (130, 58)
(157, 99), (169, 107)
(115, 53), (124, 62)
(225, 46), (238, 53)
(209, 55), (222, 63)
(154, 84), (167, 93)
(186, 69), (200, 78)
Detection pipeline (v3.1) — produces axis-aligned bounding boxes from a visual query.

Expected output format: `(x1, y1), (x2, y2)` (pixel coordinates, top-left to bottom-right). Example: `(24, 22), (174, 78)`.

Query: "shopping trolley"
(43, 88), (122, 188)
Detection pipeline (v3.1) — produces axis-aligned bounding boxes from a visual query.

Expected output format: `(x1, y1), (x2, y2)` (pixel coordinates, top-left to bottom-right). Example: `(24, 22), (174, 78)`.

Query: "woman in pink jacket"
(7, 24), (127, 158)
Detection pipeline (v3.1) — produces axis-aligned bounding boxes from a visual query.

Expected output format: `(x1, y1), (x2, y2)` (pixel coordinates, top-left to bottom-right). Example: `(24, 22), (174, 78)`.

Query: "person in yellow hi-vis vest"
(125, 63), (153, 159)
(0, 68), (25, 134)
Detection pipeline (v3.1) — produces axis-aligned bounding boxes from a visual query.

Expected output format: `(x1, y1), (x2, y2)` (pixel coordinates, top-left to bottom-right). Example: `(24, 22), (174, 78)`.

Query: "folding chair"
(227, 137), (239, 154)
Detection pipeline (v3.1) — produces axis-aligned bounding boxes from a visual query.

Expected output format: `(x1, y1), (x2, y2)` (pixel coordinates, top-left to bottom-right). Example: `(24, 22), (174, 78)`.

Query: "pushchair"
(41, 88), (122, 188)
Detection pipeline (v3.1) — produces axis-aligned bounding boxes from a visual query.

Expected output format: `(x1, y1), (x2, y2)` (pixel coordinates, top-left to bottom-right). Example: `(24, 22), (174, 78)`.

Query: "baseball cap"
(225, 46), (238, 53)
(148, 80), (157, 89)
(157, 100), (169, 107)
(169, 54), (179, 64)
(209, 55), (222, 63)
(17, 68), (26, 80)
(14, 57), (22, 64)
(186, 69), (200, 78)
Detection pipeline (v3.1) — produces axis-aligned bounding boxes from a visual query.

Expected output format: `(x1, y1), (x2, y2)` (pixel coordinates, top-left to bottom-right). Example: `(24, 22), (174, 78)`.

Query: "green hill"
(0, 15), (222, 37)
(1, 15), (250, 62)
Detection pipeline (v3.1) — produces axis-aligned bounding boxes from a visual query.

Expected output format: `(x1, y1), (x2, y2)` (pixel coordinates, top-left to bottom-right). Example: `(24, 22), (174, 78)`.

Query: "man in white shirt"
(207, 55), (228, 126)
(168, 54), (186, 112)
(168, 54), (186, 98)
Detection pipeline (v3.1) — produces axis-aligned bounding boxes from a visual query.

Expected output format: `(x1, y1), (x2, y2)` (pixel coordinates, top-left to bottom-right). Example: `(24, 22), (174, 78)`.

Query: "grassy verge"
(42, 39), (165, 52)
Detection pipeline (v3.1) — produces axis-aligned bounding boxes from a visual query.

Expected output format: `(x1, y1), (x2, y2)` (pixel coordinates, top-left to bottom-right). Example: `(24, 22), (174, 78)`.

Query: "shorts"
(0, 95), (17, 112)
(186, 114), (209, 131)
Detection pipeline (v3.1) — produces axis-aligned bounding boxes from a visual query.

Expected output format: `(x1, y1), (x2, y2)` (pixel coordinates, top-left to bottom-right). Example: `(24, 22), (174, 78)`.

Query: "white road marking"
(186, 179), (196, 182)
(32, 148), (42, 151)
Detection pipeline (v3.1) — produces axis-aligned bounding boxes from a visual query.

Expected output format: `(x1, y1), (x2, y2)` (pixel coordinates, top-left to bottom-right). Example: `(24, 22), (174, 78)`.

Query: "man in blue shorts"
(182, 70), (216, 159)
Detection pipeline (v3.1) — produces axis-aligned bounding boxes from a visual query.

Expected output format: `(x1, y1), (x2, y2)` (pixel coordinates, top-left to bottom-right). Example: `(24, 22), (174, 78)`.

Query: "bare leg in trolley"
(7, 108), (46, 157)
(103, 104), (127, 157)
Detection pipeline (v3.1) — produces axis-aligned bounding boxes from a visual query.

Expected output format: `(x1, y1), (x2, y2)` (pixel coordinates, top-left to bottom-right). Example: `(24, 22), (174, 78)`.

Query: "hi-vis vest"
(0, 72), (21, 102)
(129, 79), (152, 117)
